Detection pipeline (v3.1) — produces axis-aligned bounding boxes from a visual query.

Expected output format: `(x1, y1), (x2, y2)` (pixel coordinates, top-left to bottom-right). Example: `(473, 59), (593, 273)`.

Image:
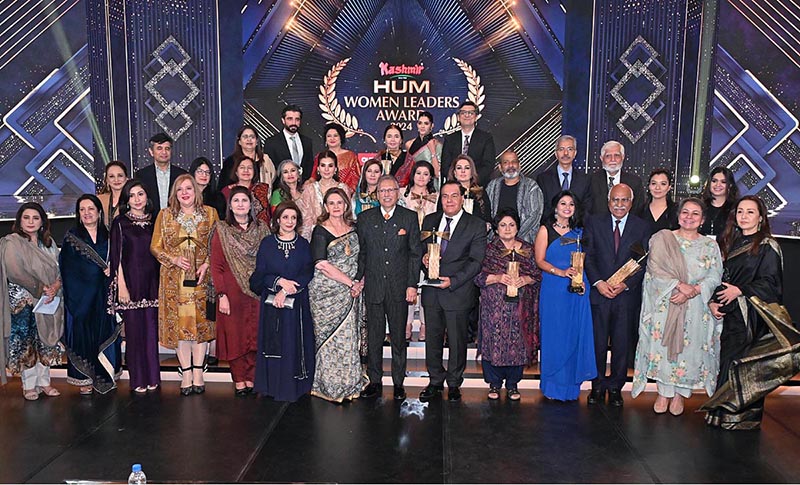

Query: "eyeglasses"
(458, 110), (477, 116)
(556, 147), (576, 153)
(377, 188), (398, 194)
(610, 197), (632, 204)
(195, 169), (211, 175)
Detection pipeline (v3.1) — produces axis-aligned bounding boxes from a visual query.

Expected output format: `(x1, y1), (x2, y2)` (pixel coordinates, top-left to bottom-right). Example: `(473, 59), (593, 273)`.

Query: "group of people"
(0, 101), (784, 431)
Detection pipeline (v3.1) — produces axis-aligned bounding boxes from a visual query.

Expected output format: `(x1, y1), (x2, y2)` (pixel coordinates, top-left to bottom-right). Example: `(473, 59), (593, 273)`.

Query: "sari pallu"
(0, 233), (64, 384)
(309, 230), (367, 402)
(60, 229), (121, 393)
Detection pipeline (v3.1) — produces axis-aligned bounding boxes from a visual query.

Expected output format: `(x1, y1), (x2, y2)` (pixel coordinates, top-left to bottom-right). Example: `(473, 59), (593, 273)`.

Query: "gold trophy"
(607, 242), (648, 287)
(183, 238), (198, 287)
(559, 235), (585, 295)
(499, 247), (531, 302)
(420, 228), (450, 286)
(463, 197), (474, 214)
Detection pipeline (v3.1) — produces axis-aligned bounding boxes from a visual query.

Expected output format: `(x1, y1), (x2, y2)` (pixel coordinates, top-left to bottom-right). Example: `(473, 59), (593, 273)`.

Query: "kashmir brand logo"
(318, 57), (485, 142)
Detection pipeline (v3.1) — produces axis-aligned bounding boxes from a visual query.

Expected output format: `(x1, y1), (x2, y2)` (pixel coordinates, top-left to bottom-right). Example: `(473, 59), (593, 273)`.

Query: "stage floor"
(1, 379), (799, 483)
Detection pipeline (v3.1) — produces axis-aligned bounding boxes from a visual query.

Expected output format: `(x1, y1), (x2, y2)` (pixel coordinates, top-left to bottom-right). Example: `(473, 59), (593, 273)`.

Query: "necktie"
(441, 217), (453, 253)
(608, 175), (615, 191)
(614, 219), (621, 255)
(561, 172), (570, 190)
(462, 135), (470, 155)
(290, 135), (301, 166)
(384, 212), (390, 221)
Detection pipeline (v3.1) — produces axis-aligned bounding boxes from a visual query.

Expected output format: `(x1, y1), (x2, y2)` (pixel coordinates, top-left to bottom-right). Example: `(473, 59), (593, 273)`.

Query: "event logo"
(318, 57), (485, 142)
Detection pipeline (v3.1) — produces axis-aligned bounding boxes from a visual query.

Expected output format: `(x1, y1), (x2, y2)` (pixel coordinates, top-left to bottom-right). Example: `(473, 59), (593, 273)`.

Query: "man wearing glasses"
(441, 101), (496, 185)
(536, 135), (594, 222)
(589, 140), (645, 216)
(356, 175), (422, 401)
(583, 183), (651, 408)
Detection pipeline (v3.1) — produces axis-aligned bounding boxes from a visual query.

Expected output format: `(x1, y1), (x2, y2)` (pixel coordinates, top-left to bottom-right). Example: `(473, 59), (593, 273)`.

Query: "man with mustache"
(583, 183), (651, 407)
(536, 135), (593, 222)
(263, 104), (314, 183)
(588, 140), (645, 216)
(485, 150), (543, 244)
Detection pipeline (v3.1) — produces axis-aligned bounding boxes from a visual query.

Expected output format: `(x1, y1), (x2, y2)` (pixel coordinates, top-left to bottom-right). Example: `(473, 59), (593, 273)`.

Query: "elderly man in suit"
(485, 150), (543, 244)
(440, 101), (496, 186)
(135, 132), (187, 210)
(536, 135), (593, 221)
(263, 104), (314, 183)
(589, 140), (645, 216)
(419, 181), (487, 402)
(584, 183), (651, 407)
(356, 175), (422, 401)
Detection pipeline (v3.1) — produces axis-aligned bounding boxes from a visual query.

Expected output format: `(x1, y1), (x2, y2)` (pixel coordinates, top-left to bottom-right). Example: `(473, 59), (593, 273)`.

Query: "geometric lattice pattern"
(144, 36), (200, 141)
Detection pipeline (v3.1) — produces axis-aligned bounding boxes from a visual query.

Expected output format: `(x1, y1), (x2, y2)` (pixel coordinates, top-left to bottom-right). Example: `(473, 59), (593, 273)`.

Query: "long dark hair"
(13, 202), (53, 247)
(317, 187), (355, 226)
(645, 168), (673, 204)
(99, 160), (129, 194)
(313, 150), (340, 182)
(118, 179), (154, 216)
(224, 186), (255, 226)
(190, 157), (218, 193)
(544, 190), (584, 229)
(403, 160), (436, 197)
(700, 166), (739, 207)
(271, 201), (303, 234)
(359, 158), (384, 195)
(718, 195), (772, 259)
(74, 194), (109, 240)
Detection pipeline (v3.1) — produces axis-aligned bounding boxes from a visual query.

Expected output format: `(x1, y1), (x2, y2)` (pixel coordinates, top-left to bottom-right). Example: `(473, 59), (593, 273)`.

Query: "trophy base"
(420, 278), (443, 287)
(504, 294), (519, 303)
(183, 279), (198, 288)
(567, 284), (584, 295)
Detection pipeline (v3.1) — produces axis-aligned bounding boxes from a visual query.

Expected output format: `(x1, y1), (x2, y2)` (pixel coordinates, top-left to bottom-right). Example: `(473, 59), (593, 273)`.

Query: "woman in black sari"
(705, 195), (783, 429)
(60, 194), (121, 394)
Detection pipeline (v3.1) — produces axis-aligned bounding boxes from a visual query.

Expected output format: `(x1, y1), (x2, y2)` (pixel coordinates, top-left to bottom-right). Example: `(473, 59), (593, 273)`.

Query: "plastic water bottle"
(128, 464), (146, 484)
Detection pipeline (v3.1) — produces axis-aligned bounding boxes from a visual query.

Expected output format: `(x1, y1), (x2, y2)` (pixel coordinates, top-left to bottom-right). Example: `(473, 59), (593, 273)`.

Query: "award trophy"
(420, 228), (450, 286)
(183, 243), (198, 287)
(568, 235), (585, 295)
(499, 247), (531, 302)
(463, 197), (474, 214)
(606, 242), (648, 287)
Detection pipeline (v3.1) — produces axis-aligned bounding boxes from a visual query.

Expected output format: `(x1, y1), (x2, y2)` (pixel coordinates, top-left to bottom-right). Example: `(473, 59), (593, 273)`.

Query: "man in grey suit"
(419, 181), (487, 402)
(485, 150), (543, 243)
(356, 175), (422, 401)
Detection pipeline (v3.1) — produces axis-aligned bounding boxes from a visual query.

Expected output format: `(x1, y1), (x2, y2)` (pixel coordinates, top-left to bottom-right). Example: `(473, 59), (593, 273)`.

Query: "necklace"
(277, 234), (297, 259)
(553, 220), (569, 229)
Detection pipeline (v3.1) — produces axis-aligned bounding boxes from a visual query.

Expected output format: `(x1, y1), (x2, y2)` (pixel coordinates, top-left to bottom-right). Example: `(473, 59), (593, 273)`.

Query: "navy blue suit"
(536, 166), (593, 222)
(584, 212), (651, 391)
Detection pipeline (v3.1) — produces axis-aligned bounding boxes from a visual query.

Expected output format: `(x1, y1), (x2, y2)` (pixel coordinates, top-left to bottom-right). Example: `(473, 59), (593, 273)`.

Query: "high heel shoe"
(38, 385), (60, 397)
(179, 366), (194, 396)
(192, 364), (205, 394)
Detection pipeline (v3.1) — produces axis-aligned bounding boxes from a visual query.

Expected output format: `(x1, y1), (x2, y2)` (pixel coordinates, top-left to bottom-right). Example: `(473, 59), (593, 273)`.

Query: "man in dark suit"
(588, 140), (645, 216)
(262, 104), (314, 183)
(536, 135), (593, 221)
(419, 181), (487, 402)
(356, 175), (422, 401)
(134, 132), (187, 210)
(440, 101), (496, 186)
(584, 183), (651, 407)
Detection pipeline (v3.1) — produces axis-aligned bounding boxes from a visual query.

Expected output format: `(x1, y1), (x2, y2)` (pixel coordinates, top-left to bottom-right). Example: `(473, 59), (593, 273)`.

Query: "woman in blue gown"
(534, 190), (596, 400)
(250, 201), (315, 402)
(60, 194), (121, 394)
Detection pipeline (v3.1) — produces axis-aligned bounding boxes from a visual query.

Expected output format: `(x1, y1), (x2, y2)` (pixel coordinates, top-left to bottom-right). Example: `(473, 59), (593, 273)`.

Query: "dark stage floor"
(1, 379), (800, 484)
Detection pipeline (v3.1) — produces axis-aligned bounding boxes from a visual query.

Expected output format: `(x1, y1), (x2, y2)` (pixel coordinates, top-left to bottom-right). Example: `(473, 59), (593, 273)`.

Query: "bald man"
(583, 183), (651, 407)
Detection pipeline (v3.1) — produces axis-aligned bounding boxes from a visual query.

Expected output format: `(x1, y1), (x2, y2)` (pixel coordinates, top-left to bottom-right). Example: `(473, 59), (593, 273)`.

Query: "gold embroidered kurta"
(150, 206), (218, 348)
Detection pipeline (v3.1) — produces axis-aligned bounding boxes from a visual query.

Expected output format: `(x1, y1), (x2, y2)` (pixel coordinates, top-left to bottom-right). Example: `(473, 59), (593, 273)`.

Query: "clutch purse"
(266, 293), (295, 309)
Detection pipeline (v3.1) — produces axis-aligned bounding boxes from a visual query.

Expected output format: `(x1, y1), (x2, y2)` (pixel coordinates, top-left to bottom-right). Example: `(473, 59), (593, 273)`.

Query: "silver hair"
(555, 135), (577, 150)
(376, 174), (399, 188)
(600, 140), (625, 159)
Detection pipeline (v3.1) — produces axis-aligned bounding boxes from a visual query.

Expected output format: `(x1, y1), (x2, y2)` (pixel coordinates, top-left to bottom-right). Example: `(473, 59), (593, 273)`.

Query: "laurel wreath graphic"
(318, 58), (377, 143)
(318, 57), (485, 140)
(436, 57), (486, 136)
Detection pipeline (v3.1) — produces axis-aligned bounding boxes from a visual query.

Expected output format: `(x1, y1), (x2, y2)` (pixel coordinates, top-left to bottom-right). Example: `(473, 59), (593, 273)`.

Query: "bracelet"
(550, 267), (556, 274)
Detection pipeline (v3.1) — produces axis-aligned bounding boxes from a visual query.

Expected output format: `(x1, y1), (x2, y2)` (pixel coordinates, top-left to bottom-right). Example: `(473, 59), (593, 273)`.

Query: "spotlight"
(689, 175), (700, 185)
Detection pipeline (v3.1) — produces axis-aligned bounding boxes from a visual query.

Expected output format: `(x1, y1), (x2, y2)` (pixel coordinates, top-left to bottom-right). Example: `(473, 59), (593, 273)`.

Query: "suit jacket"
(485, 175), (543, 244)
(263, 131), (314, 182)
(135, 163), (188, 210)
(440, 128), (496, 186)
(588, 169), (645, 216)
(356, 205), (422, 304)
(536, 166), (593, 221)
(584, 213), (651, 306)
(420, 210), (487, 311)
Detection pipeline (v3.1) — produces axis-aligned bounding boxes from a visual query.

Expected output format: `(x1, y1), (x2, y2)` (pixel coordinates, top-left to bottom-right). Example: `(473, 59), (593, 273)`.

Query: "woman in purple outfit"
(108, 180), (161, 393)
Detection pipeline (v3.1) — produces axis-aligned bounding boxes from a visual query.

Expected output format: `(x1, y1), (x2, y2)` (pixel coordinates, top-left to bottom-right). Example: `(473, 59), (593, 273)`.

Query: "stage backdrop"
(0, 0), (798, 233)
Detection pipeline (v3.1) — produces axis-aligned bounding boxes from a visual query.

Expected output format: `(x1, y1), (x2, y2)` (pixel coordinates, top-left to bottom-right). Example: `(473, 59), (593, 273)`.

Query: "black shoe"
(360, 383), (382, 399)
(587, 388), (605, 405)
(235, 387), (248, 397)
(245, 386), (255, 395)
(419, 385), (444, 401)
(448, 387), (462, 401)
(608, 389), (624, 407)
(192, 385), (205, 394)
(393, 386), (406, 401)
(180, 386), (194, 396)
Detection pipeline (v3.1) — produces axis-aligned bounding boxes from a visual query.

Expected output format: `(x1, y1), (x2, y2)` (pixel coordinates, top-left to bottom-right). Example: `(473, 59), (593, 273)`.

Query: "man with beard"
(485, 150), (543, 244)
(263, 104), (314, 182)
(536, 135), (593, 221)
(589, 140), (645, 216)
